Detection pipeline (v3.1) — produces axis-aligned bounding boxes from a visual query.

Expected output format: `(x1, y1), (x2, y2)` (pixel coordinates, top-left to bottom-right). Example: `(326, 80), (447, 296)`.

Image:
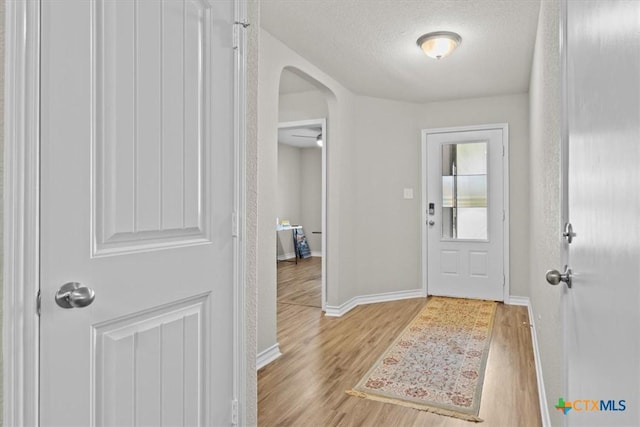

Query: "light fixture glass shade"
(417, 31), (462, 60)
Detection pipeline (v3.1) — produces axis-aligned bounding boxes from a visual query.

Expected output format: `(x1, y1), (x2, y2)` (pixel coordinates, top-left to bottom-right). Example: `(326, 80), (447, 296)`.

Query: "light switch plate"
(403, 188), (414, 199)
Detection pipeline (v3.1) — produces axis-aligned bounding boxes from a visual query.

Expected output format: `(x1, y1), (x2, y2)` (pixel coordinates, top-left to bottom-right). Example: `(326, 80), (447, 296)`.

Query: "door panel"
(95, 294), (207, 426)
(425, 128), (505, 301)
(39, 0), (236, 425)
(94, 0), (213, 255)
(564, 1), (640, 425)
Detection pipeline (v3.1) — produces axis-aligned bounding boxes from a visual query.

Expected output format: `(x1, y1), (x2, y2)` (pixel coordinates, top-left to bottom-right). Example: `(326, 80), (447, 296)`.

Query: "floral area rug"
(346, 296), (497, 422)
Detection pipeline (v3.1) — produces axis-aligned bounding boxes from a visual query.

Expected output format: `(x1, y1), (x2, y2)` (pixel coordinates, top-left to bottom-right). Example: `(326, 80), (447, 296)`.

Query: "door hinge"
(502, 145), (505, 156)
(232, 24), (239, 50)
(563, 222), (576, 244)
(231, 399), (239, 425)
(36, 289), (41, 317)
(232, 21), (250, 50)
(503, 275), (506, 286)
(232, 212), (239, 237)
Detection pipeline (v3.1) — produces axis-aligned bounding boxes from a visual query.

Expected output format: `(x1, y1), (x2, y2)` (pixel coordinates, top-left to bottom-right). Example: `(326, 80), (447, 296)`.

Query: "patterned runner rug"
(346, 296), (497, 422)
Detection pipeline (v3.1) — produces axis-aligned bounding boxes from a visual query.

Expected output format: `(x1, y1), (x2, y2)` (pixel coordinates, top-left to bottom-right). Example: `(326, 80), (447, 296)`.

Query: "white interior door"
(424, 126), (506, 301)
(39, 0), (237, 425)
(563, 1), (640, 425)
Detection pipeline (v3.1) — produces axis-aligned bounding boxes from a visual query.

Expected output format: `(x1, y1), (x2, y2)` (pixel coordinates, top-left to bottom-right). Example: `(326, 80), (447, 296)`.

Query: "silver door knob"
(545, 266), (572, 288)
(428, 220), (435, 226)
(55, 282), (96, 308)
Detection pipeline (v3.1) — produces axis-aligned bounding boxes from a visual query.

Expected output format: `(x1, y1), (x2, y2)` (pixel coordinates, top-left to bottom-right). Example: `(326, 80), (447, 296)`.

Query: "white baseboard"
(324, 297), (358, 317)
(276, 252), (295, 261)
(256, 343), (281, 370)
(277, 252), (322, 261)
(506, 295), (529, 306)
(325, 289), (426, 317)
(507, 296), (551, 427)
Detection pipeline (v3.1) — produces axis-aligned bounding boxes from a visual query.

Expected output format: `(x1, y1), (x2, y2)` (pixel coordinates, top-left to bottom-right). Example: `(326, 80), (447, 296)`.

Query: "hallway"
(258, 298), (542, 426)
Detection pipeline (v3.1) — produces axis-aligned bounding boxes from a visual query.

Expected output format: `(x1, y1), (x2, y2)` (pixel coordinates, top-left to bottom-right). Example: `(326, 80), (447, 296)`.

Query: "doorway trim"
(233, 0), (249, 424)
(277, 118), (327, 310)
(559, 0), (570, 421)
(3, 0), (249, 424)
(421, 123), (510, 302)
(4, 0), (41, 424)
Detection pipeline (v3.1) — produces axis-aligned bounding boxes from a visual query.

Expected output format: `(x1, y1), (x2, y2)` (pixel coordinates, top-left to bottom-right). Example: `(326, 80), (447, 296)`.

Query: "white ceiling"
(262, 0), (541, 103)
(279, 126), (323, 148)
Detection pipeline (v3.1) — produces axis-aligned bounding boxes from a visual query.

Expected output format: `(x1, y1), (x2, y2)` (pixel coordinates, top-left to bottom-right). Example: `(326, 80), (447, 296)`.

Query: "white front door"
(562, 1), (640, 425)
(423, 126), (506, 301)
(39, 0), (238, 425)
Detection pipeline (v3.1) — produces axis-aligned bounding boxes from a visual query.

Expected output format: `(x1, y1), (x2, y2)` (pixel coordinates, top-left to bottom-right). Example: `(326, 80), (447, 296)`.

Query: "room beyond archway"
(276, 68), (329, 311)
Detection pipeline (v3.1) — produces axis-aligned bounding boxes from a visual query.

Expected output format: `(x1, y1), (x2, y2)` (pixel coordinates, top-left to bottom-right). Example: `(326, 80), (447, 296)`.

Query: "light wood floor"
(277, 257), (322, 308)
(258, 297), (542, 426)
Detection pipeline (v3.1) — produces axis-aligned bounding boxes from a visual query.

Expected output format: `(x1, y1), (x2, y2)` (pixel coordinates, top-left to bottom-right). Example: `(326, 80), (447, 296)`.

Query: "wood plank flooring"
(258, 297), (542, 426)
(277, 257), (322, 308)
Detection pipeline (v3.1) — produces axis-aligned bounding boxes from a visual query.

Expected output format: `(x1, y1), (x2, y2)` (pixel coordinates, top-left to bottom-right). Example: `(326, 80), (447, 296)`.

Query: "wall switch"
(403, 188), (414, 199)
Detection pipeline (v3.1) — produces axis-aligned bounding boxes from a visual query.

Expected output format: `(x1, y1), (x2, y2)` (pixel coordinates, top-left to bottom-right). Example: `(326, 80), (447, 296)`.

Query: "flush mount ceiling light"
(416, 31), (462, 60)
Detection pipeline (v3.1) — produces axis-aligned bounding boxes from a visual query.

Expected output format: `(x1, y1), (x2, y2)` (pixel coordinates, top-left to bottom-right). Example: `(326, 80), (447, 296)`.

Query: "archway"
(276, 67), (330, 312)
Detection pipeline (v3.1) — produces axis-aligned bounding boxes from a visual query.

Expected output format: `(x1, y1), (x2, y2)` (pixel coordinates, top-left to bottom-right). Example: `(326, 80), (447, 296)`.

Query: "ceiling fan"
(291, 133), (323, 147)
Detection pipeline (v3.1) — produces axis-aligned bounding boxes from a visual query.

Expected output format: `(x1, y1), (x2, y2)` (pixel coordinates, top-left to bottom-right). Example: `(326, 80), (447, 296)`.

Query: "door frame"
(421, 123), (510, 302)
(559, 0), (570, 414)
(3, 0), (249, 424)
(4, 0), (41, 424)
(277, 118), (328, 310)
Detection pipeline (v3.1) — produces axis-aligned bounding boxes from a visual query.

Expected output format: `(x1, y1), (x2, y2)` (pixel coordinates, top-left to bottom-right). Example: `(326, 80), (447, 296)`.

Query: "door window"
(441, 141), (488, 240)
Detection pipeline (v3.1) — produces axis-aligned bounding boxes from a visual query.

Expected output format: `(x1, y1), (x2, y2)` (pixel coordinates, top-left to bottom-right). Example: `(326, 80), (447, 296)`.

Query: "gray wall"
(353, 96), (422, 296)
(279, 90), (327, 121)
(300, 148), (322, 253)
(528, 1), (562, 425)
(276, 143), (302, 257)
(276, 142), (322, 258)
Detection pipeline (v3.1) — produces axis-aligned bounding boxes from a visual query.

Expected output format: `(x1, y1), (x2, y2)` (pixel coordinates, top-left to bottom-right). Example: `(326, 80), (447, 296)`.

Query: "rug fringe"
(345, 390), (484, 423)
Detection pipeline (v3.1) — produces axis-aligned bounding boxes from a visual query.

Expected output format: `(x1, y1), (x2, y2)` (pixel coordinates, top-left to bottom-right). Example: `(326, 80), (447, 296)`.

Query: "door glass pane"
(442, 176), (454, 207)
(441, 141), (488, 240)
(456, 142), (487, 175)
(456, 176), (487, 208)
(457, 208), (487, 240)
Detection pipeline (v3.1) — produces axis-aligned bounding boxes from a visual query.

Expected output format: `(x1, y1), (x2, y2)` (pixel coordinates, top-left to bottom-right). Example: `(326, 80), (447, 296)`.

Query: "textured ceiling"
(262, 0), (541, 103)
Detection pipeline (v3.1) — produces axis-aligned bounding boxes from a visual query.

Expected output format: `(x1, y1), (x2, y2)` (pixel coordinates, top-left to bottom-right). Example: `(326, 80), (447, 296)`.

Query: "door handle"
(545, 266), (572, 288)
(55, 282), (96, 308)
(428, 220), (435, 226)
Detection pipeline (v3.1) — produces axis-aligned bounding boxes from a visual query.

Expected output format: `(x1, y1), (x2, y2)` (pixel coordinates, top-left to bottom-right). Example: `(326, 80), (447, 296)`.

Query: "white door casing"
(277, 119), (327, 311)
(422, 125), (509, 301)
(562, 1), (640, 425)
(36, 0), (244, 425)
(4, 0), (41, 424)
